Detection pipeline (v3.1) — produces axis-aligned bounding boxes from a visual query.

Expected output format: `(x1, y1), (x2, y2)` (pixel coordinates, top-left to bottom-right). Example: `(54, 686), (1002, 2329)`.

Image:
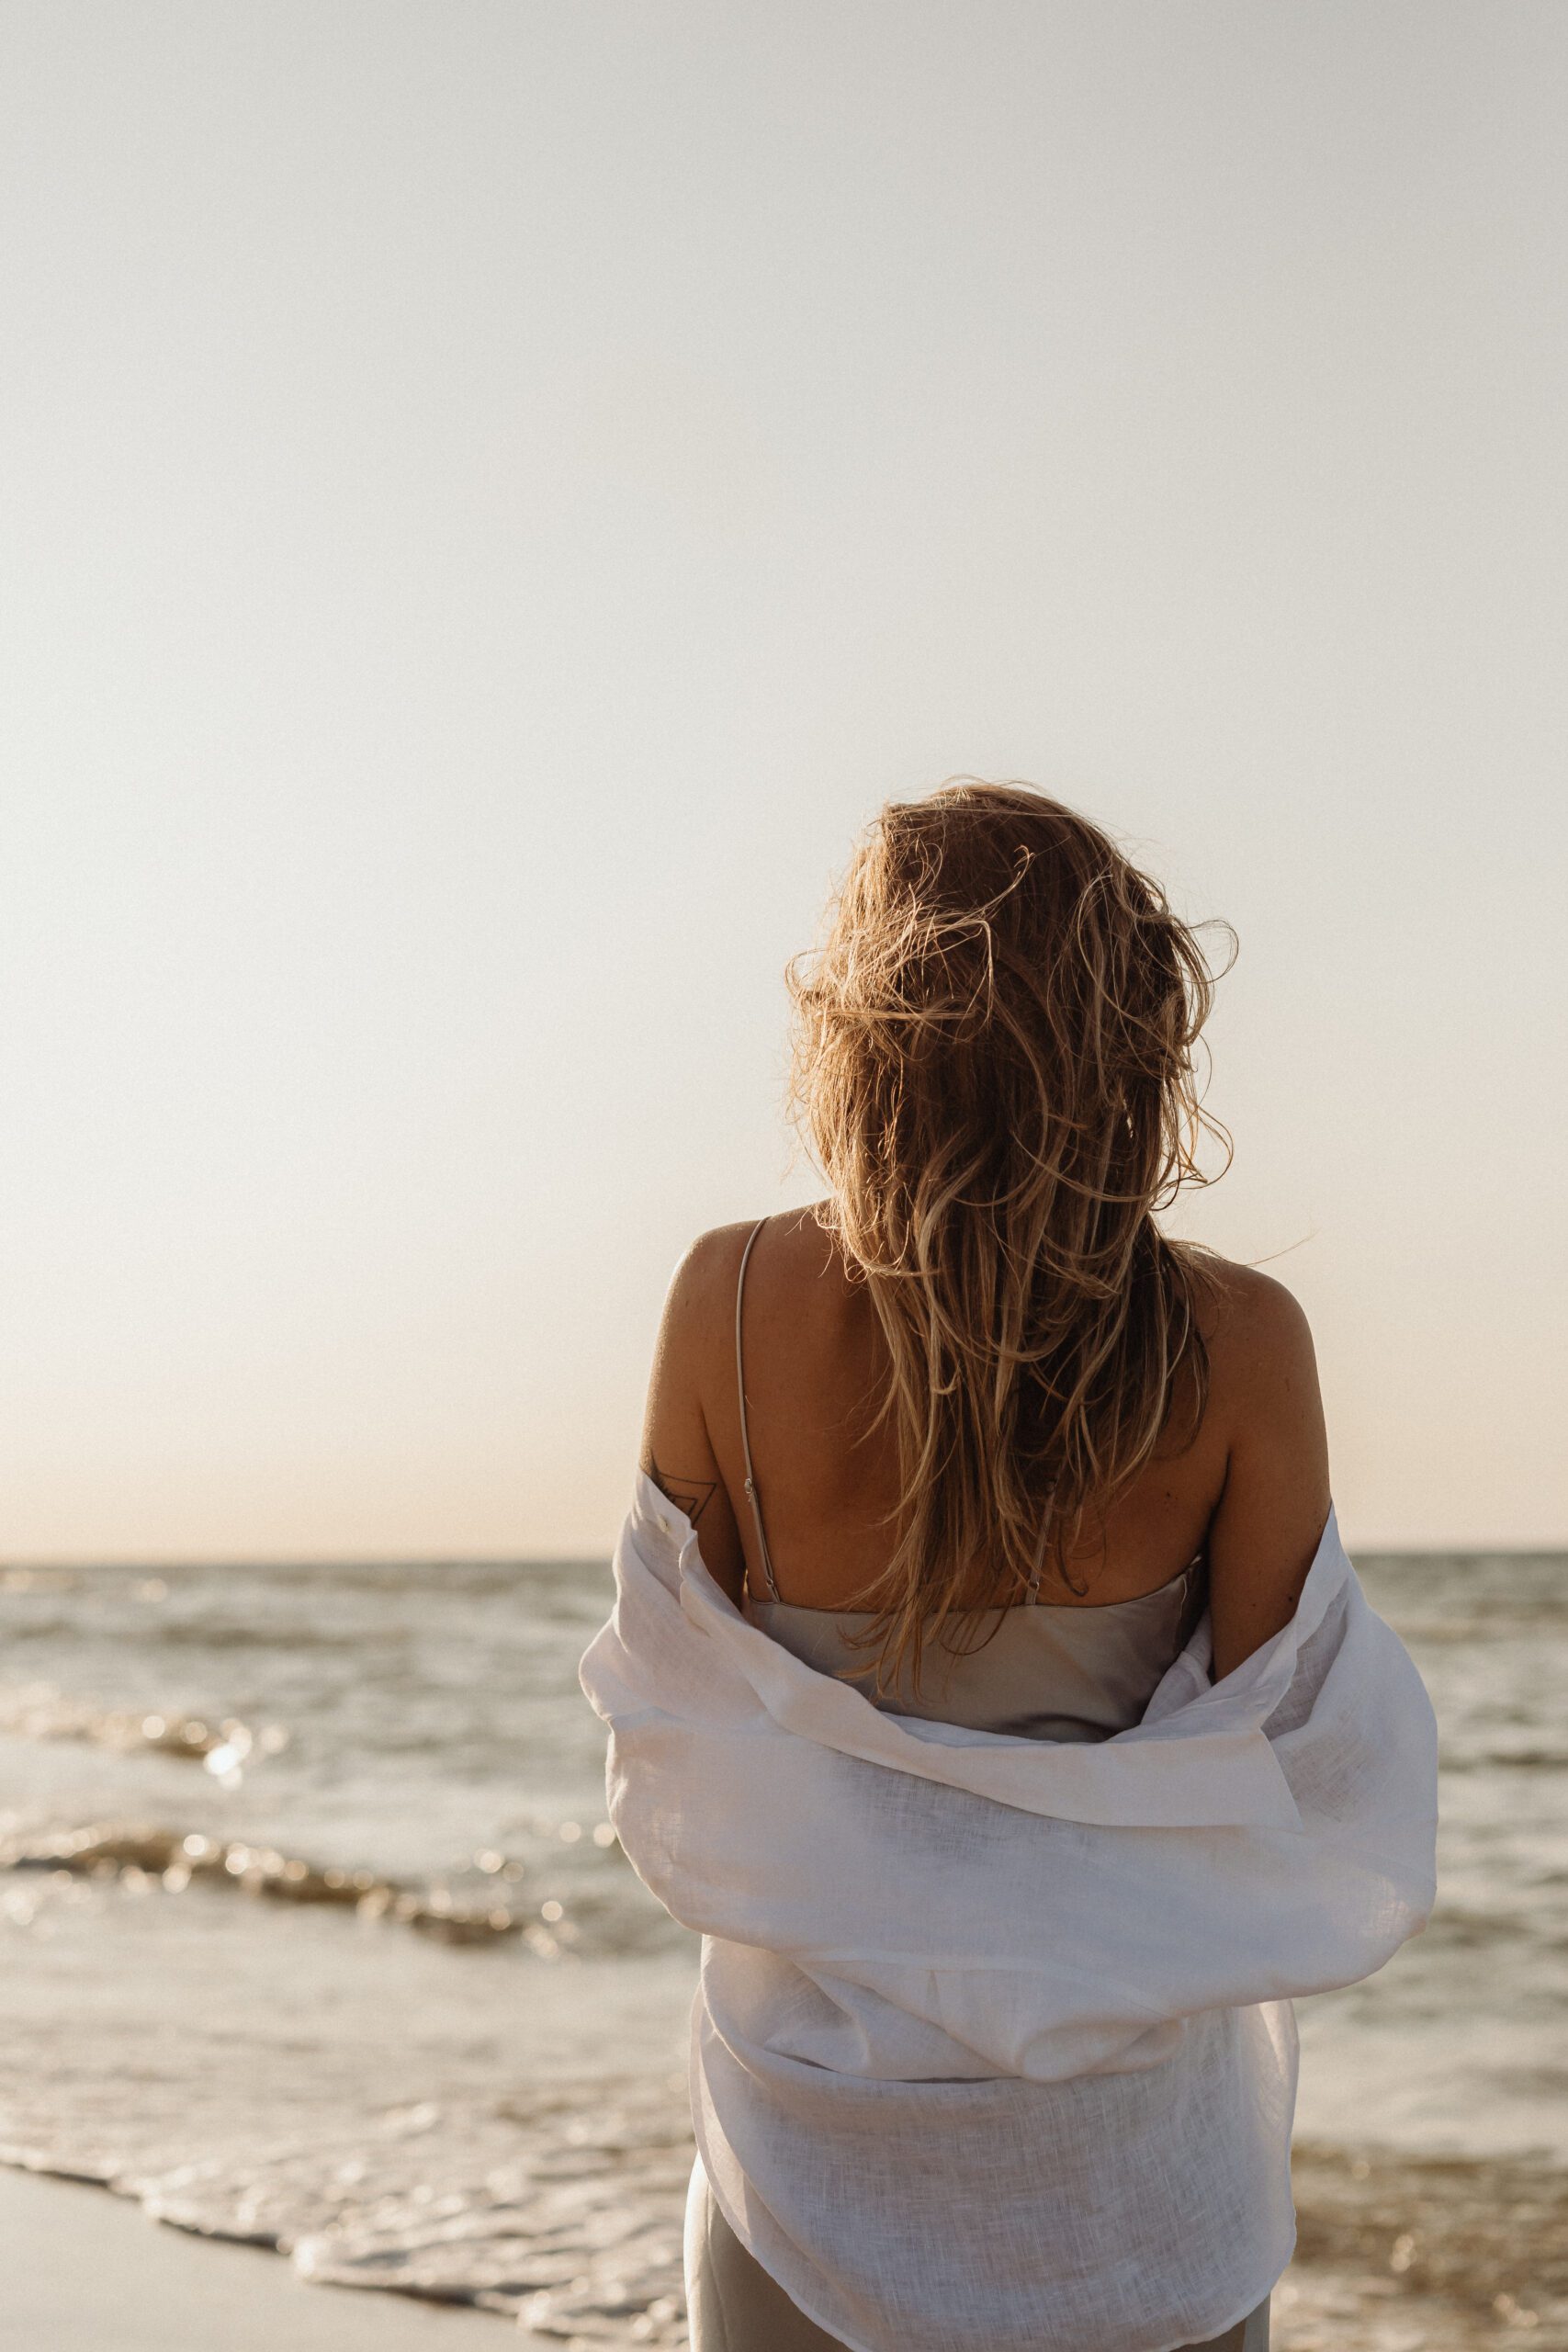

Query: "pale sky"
(3, 2), (1563, 1559)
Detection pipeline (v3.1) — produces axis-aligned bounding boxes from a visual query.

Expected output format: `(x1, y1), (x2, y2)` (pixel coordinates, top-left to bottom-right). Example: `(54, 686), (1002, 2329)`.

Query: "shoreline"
(0, 2165), (502, 2350)
(5, 2139), (1563, 2349)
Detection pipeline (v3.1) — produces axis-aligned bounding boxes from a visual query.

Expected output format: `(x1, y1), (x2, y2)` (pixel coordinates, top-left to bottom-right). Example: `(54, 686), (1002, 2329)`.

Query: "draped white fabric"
(580, 1472), (1438, 2352)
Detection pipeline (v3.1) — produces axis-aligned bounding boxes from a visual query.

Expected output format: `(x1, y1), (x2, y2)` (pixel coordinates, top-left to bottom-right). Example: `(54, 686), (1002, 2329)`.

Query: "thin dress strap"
(735, 1217), (781, 1601)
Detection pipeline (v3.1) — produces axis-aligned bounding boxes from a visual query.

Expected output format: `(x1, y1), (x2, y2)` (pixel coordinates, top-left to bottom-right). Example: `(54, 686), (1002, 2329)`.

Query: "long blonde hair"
(784, 780), (1234, 1694)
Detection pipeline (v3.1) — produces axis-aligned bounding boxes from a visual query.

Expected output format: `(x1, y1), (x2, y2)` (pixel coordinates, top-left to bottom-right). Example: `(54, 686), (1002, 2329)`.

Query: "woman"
(581, 782), (1438, 2352)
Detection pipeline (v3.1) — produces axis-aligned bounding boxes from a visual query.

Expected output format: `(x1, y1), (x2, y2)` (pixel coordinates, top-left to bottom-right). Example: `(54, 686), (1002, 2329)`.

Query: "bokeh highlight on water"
(0, 1540), (1562, 2346)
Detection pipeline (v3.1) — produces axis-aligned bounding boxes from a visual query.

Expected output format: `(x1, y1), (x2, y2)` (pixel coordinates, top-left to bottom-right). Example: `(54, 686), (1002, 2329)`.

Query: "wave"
(0, 1821), (595, 1954)
(0, 1617), (412, 1653)
(0, 2069), (697, 2338)
(0, 2132), (1560, 2346)
(1440, 1746), (1568, 1774)
(0, 1685), (288, 1781)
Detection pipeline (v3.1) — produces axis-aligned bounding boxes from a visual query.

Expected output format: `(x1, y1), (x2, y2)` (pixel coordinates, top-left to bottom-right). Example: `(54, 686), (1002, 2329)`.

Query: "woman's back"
(725, 1204), (1225, 1606)
(645, 1204), (1330, 1684)
(734, 1209), (1215, 1739)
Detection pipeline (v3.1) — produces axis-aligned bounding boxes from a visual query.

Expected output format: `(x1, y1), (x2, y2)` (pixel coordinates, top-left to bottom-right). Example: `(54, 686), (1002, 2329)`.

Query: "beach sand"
(0, 2166), (501, 2351)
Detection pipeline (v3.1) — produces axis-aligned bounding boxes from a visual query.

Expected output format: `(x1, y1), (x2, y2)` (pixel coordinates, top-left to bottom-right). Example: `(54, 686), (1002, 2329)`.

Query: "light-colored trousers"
(684, 2153), (1271, 2352)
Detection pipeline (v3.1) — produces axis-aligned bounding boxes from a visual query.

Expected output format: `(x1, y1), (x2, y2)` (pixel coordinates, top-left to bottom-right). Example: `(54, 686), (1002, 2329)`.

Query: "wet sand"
(0, 2166), (501, 2351)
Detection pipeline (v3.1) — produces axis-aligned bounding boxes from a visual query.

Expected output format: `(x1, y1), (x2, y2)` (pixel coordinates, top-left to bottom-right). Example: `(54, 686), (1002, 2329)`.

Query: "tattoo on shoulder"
(642, 1453), (719, 1526)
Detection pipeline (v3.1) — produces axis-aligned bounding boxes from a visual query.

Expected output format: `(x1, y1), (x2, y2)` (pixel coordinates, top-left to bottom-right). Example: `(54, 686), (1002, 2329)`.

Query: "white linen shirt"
(580, 1474), (1438, 2352)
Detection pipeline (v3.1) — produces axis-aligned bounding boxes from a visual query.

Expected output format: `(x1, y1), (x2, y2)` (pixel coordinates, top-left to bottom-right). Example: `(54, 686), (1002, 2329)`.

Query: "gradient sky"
(3, 2), (1563, 1559)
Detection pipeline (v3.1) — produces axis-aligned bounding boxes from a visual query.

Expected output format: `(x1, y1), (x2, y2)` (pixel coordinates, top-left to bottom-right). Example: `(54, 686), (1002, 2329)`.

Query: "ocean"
(0, 1538), (1562, 2348)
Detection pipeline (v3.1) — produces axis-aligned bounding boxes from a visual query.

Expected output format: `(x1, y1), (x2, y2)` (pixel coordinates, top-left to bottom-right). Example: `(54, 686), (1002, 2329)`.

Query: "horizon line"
(6, 1536), (1562, 1575)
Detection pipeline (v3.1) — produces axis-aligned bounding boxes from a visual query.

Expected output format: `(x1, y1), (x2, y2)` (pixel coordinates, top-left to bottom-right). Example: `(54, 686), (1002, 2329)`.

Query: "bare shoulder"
(635, 1223), (759, 1592)
(1172, 1251), (1333, 1680)
(660, 1218), (755, 1324)
(637, 1211), (829, 1602)
(1181, 1244), (1304, 1328)
(660, 1208), (818, 1322)
(1179, 1250), (1316, 1400)
(649, 1209), (831, 1404)
(669, 1204), (837, 1308)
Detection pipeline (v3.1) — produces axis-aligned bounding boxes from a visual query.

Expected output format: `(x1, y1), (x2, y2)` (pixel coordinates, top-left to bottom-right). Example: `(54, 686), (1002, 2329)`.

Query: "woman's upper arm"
(637, 1227), (748, 1604)
(1205, 1272), (1334, 1683)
